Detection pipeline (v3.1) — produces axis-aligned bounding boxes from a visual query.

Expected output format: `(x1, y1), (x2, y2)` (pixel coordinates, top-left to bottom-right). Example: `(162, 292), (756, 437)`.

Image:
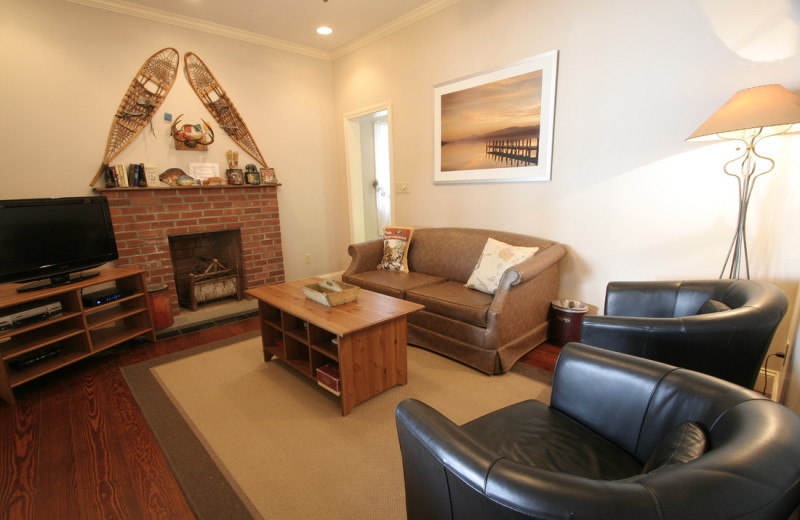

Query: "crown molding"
(67, 0), (461, 61)
(331, 0), (461, 60)
(67, 0), (460, 61)
(66, 0), (332, 60)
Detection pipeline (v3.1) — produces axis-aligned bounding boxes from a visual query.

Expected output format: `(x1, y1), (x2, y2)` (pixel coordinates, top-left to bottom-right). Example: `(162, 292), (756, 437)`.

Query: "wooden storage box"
(302, 280), (359, 307)
(316, 363), (341, 395)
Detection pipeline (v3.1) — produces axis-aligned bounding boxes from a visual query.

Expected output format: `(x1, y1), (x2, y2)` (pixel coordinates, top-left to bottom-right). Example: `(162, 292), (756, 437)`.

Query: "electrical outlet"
(395, 182), (410, 193)
(304, 253), (311, 264)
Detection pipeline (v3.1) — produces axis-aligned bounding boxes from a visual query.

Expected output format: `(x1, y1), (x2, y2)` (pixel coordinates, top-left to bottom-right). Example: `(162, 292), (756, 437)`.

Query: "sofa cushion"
(408, 312), (490, 349)
(465, 238), (539, 295)
(345, 270), (446, 299)
(406, 280), (493, 328)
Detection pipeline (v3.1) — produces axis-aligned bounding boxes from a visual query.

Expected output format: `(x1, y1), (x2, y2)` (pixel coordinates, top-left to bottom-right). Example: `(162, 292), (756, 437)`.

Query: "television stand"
(16, 271), (100, 293)
(0, 267), (155, 404)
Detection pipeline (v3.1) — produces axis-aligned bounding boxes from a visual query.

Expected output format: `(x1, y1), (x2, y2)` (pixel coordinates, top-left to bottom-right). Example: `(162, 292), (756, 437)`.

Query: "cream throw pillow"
(465, 238), (539, 295)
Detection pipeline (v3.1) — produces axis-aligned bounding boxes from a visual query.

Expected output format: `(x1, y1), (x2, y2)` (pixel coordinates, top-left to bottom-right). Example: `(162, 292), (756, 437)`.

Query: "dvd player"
(81, 287), (135, 307)
(0, 300), (63, 331)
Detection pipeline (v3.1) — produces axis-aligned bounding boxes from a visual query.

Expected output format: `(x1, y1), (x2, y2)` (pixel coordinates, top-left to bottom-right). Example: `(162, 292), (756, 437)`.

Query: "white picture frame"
(434, 50), (558, 184)
(189, 162), (220, 182)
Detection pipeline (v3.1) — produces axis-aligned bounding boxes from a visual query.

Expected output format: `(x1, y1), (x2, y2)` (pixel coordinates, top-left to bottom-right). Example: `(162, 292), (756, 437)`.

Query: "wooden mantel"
(93, 183), (281, 192)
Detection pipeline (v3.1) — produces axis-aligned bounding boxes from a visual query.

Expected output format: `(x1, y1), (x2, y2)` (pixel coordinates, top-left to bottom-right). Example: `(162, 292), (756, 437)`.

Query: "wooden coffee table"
(246, 278), (423, 416)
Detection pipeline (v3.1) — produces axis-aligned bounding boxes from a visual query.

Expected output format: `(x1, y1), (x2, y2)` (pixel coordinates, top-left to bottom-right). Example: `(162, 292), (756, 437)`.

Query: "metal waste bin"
(147, 283), (174, 331)
(549, 299), (588, 347)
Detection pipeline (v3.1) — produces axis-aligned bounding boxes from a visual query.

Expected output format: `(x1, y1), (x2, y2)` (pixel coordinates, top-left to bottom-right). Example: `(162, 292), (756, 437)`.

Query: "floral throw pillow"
(378, 226), (414, 272)
(465, 238), (539, 295)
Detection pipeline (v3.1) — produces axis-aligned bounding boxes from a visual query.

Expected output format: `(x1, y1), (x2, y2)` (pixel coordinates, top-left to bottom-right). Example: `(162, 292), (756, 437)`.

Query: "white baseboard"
(754, 368), (780, 400)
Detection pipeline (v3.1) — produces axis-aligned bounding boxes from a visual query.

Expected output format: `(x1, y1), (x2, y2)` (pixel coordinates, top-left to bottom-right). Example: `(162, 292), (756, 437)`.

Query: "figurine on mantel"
(245, 164), (260, 184)
(159, 168), (199, 186)
(226, 149), (243, 185)
(261, 167), (278, 184)
(226, 149), (239, 169)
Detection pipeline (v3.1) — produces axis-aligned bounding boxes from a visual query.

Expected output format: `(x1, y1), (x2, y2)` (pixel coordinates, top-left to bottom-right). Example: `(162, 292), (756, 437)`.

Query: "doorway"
(345, 104), (393, 243)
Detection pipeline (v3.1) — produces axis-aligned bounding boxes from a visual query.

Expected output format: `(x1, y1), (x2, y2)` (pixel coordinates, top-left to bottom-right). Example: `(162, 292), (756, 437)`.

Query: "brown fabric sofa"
(342, 228), (566, 374)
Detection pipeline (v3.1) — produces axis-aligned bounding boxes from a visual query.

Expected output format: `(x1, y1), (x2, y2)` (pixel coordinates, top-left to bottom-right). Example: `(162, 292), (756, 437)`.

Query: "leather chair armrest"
(605, 281), (684, 317)
(396, 399), (500, 520)
(486, 459), (660, 520)
(580, 313), (775, 387)
(579, 315), (661, 358)
(342, 238), (383, 278)
(580, 314), (722, 359)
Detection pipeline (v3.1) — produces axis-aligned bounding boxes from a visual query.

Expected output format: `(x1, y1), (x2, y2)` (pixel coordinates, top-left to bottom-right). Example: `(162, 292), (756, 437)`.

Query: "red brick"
(106, 186), (283, 314)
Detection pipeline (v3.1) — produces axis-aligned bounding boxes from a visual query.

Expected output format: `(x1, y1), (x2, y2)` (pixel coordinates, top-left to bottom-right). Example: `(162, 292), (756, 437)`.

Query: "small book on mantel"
(127, 163), (147, 187)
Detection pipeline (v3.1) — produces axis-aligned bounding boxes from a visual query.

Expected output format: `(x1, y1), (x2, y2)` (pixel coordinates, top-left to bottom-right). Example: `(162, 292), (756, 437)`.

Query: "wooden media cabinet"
(0, 268), (155, 404)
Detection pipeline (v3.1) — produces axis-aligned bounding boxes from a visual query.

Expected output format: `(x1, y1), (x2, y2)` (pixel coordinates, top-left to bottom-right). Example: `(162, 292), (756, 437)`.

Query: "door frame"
(343, 102), (394, 245)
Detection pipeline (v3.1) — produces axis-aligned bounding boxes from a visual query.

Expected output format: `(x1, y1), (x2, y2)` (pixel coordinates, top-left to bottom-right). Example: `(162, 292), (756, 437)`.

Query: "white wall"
(332, 0), (800, 404)
(0, 0), (337, 281)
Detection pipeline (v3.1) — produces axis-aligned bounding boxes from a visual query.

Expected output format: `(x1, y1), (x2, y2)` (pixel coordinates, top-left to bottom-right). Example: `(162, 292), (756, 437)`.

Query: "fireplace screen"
(168, 230), (244, 310)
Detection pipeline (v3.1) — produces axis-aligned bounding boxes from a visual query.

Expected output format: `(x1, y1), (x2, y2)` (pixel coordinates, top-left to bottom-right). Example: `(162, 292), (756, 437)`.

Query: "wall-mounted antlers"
(170, 114), (215, 148)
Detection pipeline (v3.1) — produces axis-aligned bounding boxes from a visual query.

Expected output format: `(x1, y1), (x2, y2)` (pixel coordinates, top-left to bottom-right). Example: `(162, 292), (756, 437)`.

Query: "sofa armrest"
(342, 238), (384, 278)
(485, 244), (566, 353)
(501, 243), (567, 287)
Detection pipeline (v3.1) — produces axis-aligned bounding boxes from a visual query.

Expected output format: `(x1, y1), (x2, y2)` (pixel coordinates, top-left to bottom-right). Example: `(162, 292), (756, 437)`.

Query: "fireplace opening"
(168, 230), (245, 311)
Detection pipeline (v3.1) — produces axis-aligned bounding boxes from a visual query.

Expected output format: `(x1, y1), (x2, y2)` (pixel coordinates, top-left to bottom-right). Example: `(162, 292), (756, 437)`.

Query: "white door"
(345, 105), (393, 243)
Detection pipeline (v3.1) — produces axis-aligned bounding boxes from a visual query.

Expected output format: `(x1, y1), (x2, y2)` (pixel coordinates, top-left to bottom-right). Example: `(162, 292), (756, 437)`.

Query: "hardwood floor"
(517, 341), (562, 373)
(0, 315), (559, 520)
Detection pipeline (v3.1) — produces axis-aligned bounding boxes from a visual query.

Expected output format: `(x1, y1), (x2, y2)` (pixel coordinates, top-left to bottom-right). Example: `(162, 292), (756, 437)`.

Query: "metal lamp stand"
(718, 128), (778, 279)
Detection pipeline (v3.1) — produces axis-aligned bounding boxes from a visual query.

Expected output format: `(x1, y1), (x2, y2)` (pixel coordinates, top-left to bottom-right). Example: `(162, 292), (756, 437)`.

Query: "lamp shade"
(687, 84), (800, 141)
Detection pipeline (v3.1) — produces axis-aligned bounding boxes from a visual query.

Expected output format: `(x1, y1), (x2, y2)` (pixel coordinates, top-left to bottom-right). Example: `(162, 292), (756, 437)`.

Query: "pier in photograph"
(485, 137), (538, 166)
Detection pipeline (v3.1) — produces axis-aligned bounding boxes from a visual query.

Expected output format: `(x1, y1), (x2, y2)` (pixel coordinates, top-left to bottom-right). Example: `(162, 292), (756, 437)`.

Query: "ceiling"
(86, 0), (455, 58)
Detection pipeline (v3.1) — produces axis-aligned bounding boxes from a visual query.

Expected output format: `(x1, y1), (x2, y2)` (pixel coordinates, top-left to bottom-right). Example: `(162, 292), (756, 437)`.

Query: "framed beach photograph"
(434, 50), (558, 184)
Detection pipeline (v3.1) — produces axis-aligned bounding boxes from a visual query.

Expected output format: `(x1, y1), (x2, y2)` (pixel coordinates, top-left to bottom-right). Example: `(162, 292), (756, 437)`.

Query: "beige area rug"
(123, 332), (552, 520)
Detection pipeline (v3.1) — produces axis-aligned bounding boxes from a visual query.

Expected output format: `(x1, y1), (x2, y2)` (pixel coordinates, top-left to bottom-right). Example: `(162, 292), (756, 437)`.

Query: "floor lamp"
(687, 84), (800, 279)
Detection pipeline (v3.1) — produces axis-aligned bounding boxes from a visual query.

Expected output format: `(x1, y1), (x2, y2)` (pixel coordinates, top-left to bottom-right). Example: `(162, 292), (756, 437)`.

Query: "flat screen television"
(0, 196), (119, 292)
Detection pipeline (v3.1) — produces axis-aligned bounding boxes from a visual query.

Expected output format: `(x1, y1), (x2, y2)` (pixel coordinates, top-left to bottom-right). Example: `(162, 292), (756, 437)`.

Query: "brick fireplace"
(100, 186), (285, 316)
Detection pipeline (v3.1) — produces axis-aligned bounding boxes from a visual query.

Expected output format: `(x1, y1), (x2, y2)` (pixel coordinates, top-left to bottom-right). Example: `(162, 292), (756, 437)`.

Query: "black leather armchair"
(395, 343), (800, 520)
(579, 279), (788, 388)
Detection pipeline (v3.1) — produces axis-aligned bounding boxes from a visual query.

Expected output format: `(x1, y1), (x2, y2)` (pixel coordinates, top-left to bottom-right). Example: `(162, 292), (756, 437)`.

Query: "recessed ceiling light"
(317, 26), (333, 35)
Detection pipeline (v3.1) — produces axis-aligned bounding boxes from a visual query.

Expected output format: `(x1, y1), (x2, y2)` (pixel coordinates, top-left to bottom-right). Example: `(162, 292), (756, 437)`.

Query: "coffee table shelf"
(246, 277), (423, 416)
(311, 340), (338, 361)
